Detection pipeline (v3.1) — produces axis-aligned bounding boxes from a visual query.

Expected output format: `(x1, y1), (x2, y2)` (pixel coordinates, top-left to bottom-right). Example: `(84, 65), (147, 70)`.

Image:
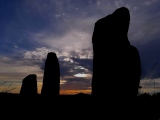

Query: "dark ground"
(0, 92), (160, 120)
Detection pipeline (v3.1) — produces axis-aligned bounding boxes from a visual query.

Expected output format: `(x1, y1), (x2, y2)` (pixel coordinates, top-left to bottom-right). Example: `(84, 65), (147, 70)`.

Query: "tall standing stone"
(41, 52), (60, 95)
(91, 7), (141, 97)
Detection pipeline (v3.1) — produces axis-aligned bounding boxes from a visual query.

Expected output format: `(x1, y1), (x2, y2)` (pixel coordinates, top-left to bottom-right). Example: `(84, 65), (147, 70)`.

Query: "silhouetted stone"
(41, 52), (60, 95)
(20, 74), (37, 95)
(91, 7), (141, 97)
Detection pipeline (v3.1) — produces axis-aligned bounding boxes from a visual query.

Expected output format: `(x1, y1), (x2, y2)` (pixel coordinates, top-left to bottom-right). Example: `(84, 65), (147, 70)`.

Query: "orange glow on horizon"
(60, 89), (91, 95)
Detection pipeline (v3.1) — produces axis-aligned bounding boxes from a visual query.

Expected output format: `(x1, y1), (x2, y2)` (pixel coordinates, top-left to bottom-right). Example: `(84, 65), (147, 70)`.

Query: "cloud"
(143, 0), (158, 6)
(114, 0), (124, 8)
(139, 78), (160, 94)
(60, 77), (91, 90)
(10, 1), (160, 81)
(72, 58), (92, 71)
(29, 29), (93, 53)
(0, 56), (44, 80)
(74, 73), (92, 78)
(21, 46), (93, 78)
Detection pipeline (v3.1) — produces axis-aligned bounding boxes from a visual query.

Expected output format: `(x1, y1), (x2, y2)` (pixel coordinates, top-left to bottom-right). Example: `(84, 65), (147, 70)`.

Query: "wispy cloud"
(143, 0), (158, 6)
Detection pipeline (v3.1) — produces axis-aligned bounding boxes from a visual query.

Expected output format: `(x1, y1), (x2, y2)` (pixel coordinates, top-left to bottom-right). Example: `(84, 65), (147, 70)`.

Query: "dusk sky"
(0, 0), (160, 94)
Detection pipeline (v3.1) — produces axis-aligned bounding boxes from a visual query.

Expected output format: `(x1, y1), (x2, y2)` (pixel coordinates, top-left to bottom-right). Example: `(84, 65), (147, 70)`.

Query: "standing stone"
(41, 52), (60, 95)
(91, 7), (141, 97)
(20, 74), (37, 95)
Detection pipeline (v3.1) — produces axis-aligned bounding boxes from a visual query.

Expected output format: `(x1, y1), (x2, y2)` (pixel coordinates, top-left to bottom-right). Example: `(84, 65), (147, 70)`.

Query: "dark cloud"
(136, 38), (160, 79)
(58, 60), (77, 77)
(71, 58), (93, 71)
(60, 77), (91, 90)
(64, 77), (91, 83)
(40, 57), (92, 78)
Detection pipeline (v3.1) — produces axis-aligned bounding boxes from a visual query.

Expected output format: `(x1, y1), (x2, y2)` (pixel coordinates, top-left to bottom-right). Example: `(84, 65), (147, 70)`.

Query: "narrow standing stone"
(41, 52), (60, 95)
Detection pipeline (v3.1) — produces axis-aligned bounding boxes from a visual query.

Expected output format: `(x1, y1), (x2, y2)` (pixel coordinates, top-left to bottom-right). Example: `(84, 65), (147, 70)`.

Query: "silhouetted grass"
(140, 61), (159, 95)
(0, 81), (16, 93)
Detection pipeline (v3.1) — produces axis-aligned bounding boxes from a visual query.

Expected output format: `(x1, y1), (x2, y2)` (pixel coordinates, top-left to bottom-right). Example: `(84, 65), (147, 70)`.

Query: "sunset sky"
(0, 0), (160, 95)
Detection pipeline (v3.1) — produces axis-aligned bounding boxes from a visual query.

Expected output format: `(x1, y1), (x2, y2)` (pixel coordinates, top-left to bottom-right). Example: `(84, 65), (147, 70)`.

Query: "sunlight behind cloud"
(74, 73), (92, 78)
